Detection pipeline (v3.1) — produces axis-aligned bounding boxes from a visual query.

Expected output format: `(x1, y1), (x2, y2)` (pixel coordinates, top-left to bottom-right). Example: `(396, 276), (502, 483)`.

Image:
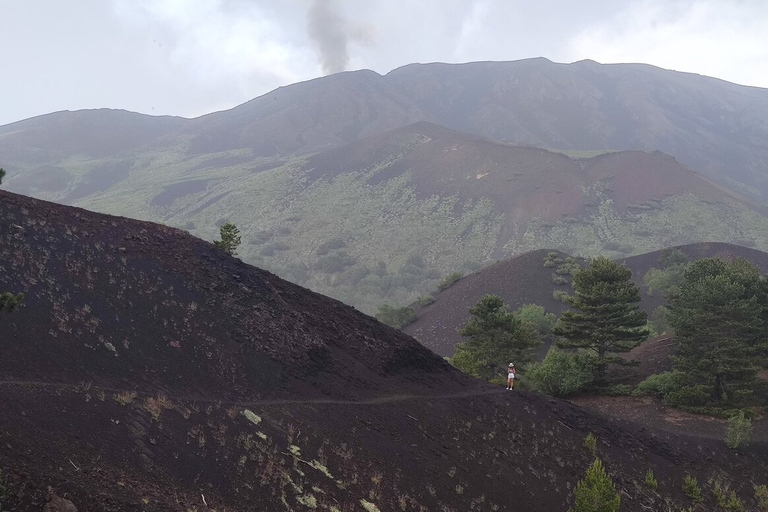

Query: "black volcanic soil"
(1, 191), (768, 511)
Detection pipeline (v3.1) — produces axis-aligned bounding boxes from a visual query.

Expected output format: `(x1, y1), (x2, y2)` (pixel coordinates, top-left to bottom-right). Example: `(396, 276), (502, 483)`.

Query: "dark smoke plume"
(308, 0), (349, 74)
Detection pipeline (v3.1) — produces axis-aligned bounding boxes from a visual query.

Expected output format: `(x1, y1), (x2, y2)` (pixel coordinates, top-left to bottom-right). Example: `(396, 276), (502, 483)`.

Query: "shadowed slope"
(0, 193), (767, 511)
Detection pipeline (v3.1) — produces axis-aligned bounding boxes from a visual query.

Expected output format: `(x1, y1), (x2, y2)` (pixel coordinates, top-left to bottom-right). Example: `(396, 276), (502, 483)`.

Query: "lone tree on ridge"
(213, 222), (242, 256)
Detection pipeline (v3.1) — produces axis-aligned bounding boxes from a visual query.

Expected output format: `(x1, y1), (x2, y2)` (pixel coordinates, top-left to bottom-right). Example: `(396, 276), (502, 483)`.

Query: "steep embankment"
(2, 191), (767, 511)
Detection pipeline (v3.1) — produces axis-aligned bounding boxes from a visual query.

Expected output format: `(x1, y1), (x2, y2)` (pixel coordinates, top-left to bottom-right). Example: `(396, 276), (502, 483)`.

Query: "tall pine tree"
(667, 258), (767, 406)
(452, 295), (540, 380)
(0, 169), (24, 312)
(553, 257), (648, 383)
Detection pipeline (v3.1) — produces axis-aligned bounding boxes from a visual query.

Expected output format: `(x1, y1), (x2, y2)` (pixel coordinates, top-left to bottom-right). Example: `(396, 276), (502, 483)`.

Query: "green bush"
(633, 372), (686, 401)
(725, 410), (752, 449)
(583, 433), (597, 455)
(571, 459), (620, 512)
(416, 295), (435, 306)
(644, 469), (658, 490)
(375, 304), (416, 329)
(553, 275), (569, 285)
(755, 484), (768, 511)
(683, 475), (703, 503)
(437, 271), (463, 291)
(527, 348), (595, 397)
(514, 304), (556, 337)
(553, 290), (570, 302)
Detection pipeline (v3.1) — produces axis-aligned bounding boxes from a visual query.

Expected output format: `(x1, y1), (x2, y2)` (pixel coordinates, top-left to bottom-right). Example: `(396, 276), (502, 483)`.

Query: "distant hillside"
(406, 243), (768, 357)
(1, 191), (767, 511)
(9, 121), (765, 314)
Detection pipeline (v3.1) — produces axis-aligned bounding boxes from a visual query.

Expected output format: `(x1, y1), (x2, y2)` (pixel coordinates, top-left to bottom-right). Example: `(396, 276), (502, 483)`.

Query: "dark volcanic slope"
(0, 189), (463, 401)
(404, 249), (578, 356)
(1, 192), (767, 511)
(406, 243), (768, 358)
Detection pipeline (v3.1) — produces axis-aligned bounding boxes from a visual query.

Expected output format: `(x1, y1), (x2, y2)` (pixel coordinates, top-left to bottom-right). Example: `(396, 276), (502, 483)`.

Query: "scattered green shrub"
(644, 469), (658, 490)
(583, 433), (597, 455)
(526, 347), (595, 397)
(553, 290), (570, 302)
(683, 475), (703, 503)
(375, 304), (417, 329)
(553, 275), (569, 285)
(725, 410), (752, 449)
(437, 271), (463, 291)
(416, 295), (435, 306)
(754, 484), (768, 511)
(633, 372), (686, 401)
(571, 459), (620, 512)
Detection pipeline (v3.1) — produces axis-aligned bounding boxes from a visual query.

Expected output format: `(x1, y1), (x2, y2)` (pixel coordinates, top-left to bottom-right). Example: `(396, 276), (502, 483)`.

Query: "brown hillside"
(404, 249), (579, 357)
(1, 192), (767, 511)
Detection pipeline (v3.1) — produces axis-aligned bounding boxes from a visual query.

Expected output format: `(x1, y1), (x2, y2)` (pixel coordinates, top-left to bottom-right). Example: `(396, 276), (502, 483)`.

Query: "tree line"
(449, 253), (768, 413)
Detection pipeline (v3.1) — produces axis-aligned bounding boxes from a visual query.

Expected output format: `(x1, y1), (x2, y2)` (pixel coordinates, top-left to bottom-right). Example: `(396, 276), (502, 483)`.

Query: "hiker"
(506, 363), (515, 390)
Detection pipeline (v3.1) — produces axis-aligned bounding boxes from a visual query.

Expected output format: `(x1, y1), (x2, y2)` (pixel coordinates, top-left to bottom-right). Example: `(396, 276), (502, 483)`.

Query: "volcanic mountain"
(2, 191), (767, 511)
(405, 242), (768, 357)
(4, 59), (768, 313)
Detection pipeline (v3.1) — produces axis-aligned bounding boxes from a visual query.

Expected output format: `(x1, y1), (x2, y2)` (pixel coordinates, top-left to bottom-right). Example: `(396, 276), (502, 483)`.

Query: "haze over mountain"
(2, 190), (766, 511)
(3, 58), (768, 312)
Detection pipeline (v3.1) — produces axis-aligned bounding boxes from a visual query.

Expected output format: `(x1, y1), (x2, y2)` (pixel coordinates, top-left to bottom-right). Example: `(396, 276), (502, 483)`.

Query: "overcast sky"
(2, 0), (767, 126)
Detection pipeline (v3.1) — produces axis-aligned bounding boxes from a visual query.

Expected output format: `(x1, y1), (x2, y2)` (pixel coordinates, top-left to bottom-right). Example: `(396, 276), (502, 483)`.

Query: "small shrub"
(571, 459), (620, 512)
(526, 347), (595, 397)
(375, 304), (417, 329)
(755, 484), (768, 511)
(645, 469), (658, 490)
(553, 290), (570, 302)
(683, 475), (703, 503)
(437, 271), (463, 291)
(583, 433), (597, 455)
(633, 372), (685, 400)
(113, 391), (137, 405)
(726, 411), (752, 449)
(553, 275), (569, 285)
(544, 260), (557, 268)
(416, 295), (435, 306)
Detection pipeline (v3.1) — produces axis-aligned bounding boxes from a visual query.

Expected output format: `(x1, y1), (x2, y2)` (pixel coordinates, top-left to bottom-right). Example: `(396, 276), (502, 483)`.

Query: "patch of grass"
(144, 394), (172, 422)
(113, 391), (137, 406)
(296, 493), (317, 509)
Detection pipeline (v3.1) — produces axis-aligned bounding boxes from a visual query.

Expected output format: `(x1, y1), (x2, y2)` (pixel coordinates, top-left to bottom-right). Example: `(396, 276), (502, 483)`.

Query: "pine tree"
(553, 257), (648, 383)
(0, 168), (6, 185)
(213, 222), (242, 256)
(571, 459), (621, 512)
(452, 294), (540, 380)
(667, 258), (767, 406)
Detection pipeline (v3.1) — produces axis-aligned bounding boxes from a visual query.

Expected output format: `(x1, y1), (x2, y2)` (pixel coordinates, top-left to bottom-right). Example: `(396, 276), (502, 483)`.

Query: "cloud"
(567, 0), (768, 87)
(111, 0), (315, 97)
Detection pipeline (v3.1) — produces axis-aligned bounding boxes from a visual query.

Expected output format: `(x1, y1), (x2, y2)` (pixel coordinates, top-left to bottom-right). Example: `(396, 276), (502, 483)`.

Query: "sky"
(1, 0), (768, 126)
